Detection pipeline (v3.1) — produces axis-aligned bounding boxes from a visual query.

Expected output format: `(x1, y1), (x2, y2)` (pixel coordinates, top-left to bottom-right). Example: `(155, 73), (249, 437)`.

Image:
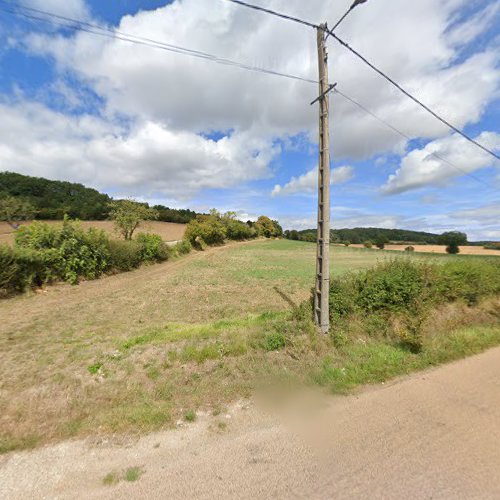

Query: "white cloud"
(272, 165), (354, 196)
(21, 0), (500, 161)
(19, 0), (90, 19)
(452, 203), (500, 224)
(2, 0), (499, 208)
(382, 132), (500, 195)
(0, 100), (279, 199)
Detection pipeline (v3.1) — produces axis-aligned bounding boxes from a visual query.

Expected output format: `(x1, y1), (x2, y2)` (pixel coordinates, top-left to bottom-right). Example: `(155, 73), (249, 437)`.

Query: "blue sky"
(0, 0), (499, 240)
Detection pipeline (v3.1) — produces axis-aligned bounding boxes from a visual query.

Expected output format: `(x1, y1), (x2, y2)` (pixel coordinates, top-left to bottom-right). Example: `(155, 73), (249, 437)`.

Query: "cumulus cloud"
(272, 166), (354, 196)
(382, 132), (500, 195)
(0, 100), (279, 199)
(3, 0), (500, 205)
(21, 0), (500, 157)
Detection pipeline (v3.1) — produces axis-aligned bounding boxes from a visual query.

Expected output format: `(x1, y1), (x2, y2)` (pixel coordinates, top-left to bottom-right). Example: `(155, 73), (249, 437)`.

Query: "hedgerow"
(327, 258), (500, 351)
(1, 218), (178, 297)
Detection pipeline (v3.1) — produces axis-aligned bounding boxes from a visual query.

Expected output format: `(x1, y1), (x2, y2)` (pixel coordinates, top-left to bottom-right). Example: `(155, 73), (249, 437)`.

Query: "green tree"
(109, 200), (159, 240)
(0, 195), (35, 229)
(438, 231), (467, 254)
(255, 216), (278, 238)
(375, 235), (389, 250)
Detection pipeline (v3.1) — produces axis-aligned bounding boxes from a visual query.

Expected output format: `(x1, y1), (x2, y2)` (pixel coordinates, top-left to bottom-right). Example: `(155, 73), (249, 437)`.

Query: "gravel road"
(2, 346), (500, 499)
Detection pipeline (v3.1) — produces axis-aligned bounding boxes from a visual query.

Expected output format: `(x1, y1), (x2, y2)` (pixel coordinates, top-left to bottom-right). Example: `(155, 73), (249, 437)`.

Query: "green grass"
(184, 410), (197, 422)
(102, 467), (143, 486)
(124, 466), (143, 482)
(313, 324), (500, 394)
(1, 239), (498, 454)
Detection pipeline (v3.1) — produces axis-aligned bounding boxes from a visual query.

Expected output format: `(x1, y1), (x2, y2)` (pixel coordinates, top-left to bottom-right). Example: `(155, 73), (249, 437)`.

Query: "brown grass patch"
(349, 243), (500, 256)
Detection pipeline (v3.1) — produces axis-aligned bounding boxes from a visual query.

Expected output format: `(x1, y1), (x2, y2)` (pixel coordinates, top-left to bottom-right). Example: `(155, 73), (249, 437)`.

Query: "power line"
(223, 0), (500, 162)
(1, 1), (496, 190)
(333, 87), (497, 192)
(0, 1), (318, 85)
(224, 0), (318, 29)
(326, 32), (500, 161)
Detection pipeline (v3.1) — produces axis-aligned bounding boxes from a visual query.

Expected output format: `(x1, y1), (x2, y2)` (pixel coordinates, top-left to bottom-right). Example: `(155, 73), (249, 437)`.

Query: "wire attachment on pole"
(310, 82), (337, 106)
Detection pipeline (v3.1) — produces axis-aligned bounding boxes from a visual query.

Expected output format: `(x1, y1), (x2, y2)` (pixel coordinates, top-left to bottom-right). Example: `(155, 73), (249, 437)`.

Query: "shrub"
(358, 260), (434, 314)
(436, 259), (500, 305)
(184, 216), (226, 246)
(363, 241), (373, 249)
(342, 240), (350, 247)
(0, 245), (59, 295)
(174, 239), (192, 255)
(107, 240), (143, 271)
(224, 218), (255, 240)
(0, 245), (21, 296)
(15, 219), (110, 285)
(262, 331), (286, 351)
(483, 243), (500, 250)
(136, 233), (170, 262)
(193, 236), (208, 251)
(446, 242), (460, 254)
(405, 246), (415, 252)
(326, 258), (500, 350)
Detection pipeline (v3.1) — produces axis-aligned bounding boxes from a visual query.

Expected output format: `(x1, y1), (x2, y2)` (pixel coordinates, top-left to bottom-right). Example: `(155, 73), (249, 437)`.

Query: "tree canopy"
(109, 200), (159, 240)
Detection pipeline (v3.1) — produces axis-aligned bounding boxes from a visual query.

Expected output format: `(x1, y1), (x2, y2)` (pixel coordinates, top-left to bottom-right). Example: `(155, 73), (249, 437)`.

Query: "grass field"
(1, 239), (499, 453)
(0, 220), (186, 246)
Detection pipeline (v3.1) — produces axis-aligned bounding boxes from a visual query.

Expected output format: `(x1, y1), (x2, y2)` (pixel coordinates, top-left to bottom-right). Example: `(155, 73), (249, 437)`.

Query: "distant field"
(0, 220), (186, 245)
(349, 243), (500, 256)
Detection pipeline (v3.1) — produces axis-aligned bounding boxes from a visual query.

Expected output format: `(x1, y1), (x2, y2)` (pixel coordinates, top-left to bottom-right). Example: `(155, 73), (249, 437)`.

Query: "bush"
(224, 218), (255, 240)
(15, 219), (110, 284)
(193, 236), (208, 251)
(326, 258), (500, 349)
(363, 241), (373, 249)
(342, 240), (350, 247)
(0, 245), (21, 296)
(174, 239), (192, 255)
(0, 245), (59, 295)
(136, 233), (170, 262)
(436, 259), (500, 305)
(446, 242), (460, 254)
(262, 331), (286, 351)
(405, 246), (415, 252)
(107, 240), (143, 271)
(483, 243), (500, 250)
(184, 216), (226, 246)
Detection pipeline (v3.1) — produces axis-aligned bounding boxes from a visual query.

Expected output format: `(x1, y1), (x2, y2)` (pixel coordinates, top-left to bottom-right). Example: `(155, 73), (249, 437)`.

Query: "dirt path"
(2, 346), (500, 499)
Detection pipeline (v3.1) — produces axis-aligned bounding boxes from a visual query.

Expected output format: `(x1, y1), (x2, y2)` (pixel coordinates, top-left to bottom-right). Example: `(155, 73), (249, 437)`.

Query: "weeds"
(184, 410), (197, 422)
(102, 467), (143, 486)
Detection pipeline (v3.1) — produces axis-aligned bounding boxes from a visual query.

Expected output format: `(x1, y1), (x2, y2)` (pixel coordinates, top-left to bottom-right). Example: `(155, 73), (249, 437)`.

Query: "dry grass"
(0, 220), (186, 246)
(1, 239), (499, 454)
(349, 243), (500, 256)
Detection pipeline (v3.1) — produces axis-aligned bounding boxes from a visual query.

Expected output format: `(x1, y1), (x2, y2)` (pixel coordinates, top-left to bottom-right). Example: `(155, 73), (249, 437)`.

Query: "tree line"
(284, 227), (469, 254)
(0, 172), (198, 224)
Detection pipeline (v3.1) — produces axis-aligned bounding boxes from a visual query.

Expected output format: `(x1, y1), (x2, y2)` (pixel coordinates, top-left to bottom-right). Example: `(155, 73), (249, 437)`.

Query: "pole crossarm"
(310, 82), (337, 106)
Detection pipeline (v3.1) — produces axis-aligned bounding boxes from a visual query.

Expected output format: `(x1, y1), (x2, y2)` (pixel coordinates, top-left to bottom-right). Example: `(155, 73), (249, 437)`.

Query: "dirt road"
(2, 347), (500, 499)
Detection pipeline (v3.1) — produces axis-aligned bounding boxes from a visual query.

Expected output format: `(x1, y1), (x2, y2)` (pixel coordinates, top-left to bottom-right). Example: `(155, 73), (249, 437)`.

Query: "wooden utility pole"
(314, 24), (331, 334)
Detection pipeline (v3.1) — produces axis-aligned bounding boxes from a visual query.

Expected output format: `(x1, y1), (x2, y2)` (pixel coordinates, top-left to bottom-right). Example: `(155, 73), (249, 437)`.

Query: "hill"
(285, 227), (442, 244)
(0, 172), (198, 223)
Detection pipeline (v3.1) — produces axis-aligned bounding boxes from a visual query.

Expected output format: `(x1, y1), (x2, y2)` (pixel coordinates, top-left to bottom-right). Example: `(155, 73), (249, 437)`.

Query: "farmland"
(349, 243), (500, 256)
(1, 239), (499, 454)
(0, 220), (186, 246)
